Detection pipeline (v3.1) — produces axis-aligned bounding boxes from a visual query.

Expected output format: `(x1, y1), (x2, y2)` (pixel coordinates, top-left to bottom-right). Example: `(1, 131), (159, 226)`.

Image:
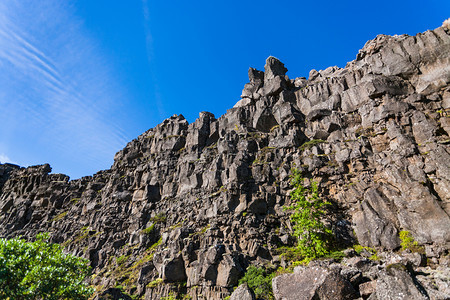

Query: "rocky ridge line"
(0, 24), (449, 300)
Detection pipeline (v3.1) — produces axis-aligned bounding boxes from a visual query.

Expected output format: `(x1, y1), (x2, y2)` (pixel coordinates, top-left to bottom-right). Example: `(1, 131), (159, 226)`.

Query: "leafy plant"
(0, 233), (93, 300)
(399, 231), (424, 253)
(238, 266), (274, 299)
(284, 168), (332, 262)
(276, 246), (304, 262)
(353, 245), (379, 260)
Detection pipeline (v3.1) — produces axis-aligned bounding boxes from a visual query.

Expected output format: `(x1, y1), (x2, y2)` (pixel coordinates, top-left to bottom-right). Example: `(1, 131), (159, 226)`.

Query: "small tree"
(285, 168), (332, 261)
(0, 233), (94, 300)
(238, 266), (274, 299)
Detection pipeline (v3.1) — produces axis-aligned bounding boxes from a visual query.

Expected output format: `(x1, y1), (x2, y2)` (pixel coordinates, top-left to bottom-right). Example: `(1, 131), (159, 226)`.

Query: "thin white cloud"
(0, 0), (131, 176)
(0, 153), (17, 165)
(141, 0), (166, 120)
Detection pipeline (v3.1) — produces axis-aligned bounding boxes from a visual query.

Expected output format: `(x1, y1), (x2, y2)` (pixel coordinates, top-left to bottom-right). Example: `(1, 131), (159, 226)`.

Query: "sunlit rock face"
(0, 24), (449, 300)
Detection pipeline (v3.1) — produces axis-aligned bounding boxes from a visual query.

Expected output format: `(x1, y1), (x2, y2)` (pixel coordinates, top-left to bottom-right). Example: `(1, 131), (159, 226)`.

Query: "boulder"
(264, 56), (288, 82)
(369, 264), (428, 300)
(229, 283), (256, 300)
(272, 266), (356, 300)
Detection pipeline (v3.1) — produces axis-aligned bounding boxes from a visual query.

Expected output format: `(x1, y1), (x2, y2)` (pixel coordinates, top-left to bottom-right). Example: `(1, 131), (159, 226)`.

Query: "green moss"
(52, 211), (68, 222)
(209, 186), (227, 198)
(190, 224), (211, 238)
(252, 147), (276, 165)
(107, 239), (164, 296)
(162, 292), (177, 300)
(247, 132), (264, 140)
(72, 226), (92, 244)
(354, 245), (378, 260)
(116, 254), (130, 265)
(299, 139), (327, 151)
(147, 278), (163, 288)
(270, 125), (280, 132)
(147, 238), (163, 258)
(141, 224), (155, 235)
(150, 213), (167, 224)
(207, 142), (217, 149)
(169, 221), (183, 230)
(323, 250), (346, 261)
(386, 263), (407, 272)
(70, 198), (80, 204)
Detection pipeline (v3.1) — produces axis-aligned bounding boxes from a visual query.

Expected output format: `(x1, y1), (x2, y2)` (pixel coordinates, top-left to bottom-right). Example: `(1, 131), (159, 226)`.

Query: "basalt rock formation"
(1, 24), (449, 300)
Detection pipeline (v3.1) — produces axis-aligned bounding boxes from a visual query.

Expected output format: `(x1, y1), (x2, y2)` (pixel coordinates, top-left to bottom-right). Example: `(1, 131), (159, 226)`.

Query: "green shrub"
(276, 246), (304, 263)
(238, 266), (274, 299)
(399, 231), (424, 253)
(284, 168), (332, 261)
(0, 233), (93, 299)
(324, 250), (346, 261)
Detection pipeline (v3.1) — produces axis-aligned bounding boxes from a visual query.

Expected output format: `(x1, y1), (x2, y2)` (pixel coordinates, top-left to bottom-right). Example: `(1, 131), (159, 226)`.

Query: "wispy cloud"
(0, 153), (17, 165)
(141, 0), (165, 120)
(0, 0), (131, 177)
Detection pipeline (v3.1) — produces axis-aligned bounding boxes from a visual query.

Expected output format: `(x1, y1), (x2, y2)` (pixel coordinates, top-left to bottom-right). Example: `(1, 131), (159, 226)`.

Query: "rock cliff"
(1, 24), (449, 299)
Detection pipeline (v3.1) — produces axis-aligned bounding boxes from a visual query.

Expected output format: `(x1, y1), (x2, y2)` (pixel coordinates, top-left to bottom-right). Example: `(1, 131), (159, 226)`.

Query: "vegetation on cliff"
(285, 168), (332, 262)
(0, 233), (93, 300)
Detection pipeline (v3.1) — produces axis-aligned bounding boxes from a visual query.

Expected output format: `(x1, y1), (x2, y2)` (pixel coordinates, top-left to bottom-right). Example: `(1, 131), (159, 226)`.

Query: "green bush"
(353, 245), (379, 260)
(285, 168), (332, 261)
(0, 233), (93, 299)
(238, 266), (274, 299)
(399, 230), (423, 253)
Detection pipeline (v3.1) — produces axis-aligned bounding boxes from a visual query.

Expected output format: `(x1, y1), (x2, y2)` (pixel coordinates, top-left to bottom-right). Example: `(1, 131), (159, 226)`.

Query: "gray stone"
(264, 56), (287, 82)
(372, 264), (428, 300)
(272, 266), (356, 300)
(230, 283), (256, 300)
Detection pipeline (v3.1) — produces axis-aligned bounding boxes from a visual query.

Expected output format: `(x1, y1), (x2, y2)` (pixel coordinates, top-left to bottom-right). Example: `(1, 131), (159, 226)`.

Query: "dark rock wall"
(0, 26), (449, 299)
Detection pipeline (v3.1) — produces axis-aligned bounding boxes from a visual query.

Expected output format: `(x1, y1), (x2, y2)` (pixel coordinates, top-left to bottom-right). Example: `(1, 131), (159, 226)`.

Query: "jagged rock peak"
(443, 18), (450, 30)
(264, 56), (288, 81)
(247, 67), (264, 84)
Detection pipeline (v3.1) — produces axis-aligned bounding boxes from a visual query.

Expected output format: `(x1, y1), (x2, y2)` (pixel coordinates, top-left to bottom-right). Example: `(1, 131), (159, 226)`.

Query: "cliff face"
(1, 25), (449, 299)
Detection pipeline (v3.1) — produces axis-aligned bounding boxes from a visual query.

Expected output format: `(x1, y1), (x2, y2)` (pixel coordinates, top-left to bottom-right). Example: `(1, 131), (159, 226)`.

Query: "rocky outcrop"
(272, 265), (356, 300)
(0, 24), (449, 299)
(229, 283), (255, 300)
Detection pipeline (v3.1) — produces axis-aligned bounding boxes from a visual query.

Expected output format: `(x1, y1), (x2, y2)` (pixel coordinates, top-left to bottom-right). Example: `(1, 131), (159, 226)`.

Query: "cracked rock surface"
(0, 25), (449, 299)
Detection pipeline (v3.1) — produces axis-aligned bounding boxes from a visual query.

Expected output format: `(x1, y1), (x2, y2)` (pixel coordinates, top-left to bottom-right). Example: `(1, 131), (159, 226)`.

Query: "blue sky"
(0, 0), (448, 179)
